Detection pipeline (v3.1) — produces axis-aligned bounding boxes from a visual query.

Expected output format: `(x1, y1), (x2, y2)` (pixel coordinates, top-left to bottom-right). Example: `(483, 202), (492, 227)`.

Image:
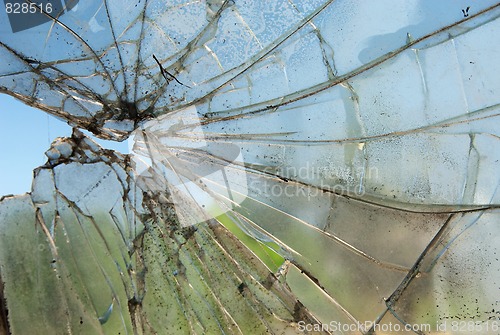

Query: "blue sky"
(0, 94), (129, 196)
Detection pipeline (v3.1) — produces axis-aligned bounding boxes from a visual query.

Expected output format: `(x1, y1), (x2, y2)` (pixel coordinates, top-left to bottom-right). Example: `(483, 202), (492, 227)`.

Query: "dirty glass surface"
(1, 0), (500, 334)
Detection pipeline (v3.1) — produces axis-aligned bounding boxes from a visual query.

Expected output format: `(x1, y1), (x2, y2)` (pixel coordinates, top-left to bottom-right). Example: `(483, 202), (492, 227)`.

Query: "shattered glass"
(1, 0), (499, 334)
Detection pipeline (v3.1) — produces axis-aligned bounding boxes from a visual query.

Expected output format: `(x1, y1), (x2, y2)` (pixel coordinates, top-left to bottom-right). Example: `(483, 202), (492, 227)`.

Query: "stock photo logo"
(4, 0), (79, 32)
(130, 106), (249, 227)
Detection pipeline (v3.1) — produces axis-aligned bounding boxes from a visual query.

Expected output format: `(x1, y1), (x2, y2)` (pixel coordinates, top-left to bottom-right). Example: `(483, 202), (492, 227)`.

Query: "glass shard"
(0, 130), (320, 334)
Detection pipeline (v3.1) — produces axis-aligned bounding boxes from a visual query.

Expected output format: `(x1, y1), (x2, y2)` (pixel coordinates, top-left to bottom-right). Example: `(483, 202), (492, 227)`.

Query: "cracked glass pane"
(1, 1), (499, 334)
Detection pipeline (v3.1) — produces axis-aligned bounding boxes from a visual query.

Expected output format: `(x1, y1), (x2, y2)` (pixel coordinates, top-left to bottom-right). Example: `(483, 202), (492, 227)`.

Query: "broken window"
(0, 1), (499, 334)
